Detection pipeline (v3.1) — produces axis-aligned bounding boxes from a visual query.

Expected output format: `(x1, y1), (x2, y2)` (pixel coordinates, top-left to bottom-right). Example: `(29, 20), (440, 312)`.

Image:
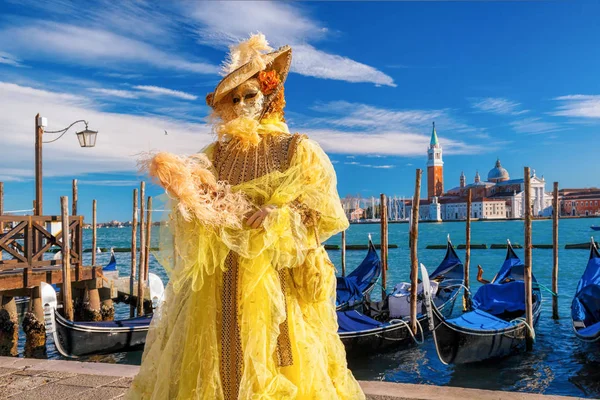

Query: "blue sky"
(1, 1), (599, 222)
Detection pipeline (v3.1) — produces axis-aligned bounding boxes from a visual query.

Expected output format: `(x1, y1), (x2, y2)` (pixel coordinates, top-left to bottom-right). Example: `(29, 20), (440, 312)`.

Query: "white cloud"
(0, 82), (213, 178)
(185, 1), (394, 87)
(185, 1), (326, 47)
(302, 101), (485, 155)
(133, 86), (198, 101)
(552, 95), (600, 118)
(8, 0), (177, 44)
(510, 118), (564, 135)
(89, 88), (139, 99)
(0, 81), (483, 182)
(0, 51), (24, 67)
(312, 101), (469, 132)
(0, 22), (218, 75)
(77, 180), (142, 187)
(470, 97), (528, 115)
(292, 44), (396, 87)
(343, 161), (394, 168)
(305, 128), (484, 156)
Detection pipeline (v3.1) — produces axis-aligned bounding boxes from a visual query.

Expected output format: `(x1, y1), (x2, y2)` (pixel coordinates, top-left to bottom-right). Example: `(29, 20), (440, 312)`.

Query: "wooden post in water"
(552, 182), (559, 319)
(61, 196), (74, 320)
(144, 196), (152, 282)
(341, 230), (347, 277)
(380, 194), (388, 299)
(92, 200), (97, 267)
(463, 188), (472, 311)
(130, 188), (138, 318)
(71, 179), (78, 216)
(137, 183), (146, 316)
(524, 167), (534, 351)
(410, 169), (422, 334)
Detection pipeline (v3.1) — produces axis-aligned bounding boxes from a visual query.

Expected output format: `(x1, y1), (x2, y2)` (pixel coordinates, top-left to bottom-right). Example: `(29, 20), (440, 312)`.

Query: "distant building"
(406, 124), (553, 221)
(340, 124), (554, 222)
(560, 188), (600, 216)
(427, 122), (444, 199)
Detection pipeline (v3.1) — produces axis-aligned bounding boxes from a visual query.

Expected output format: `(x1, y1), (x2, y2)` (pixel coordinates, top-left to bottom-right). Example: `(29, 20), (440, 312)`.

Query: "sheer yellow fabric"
(125, 137), (364, 400)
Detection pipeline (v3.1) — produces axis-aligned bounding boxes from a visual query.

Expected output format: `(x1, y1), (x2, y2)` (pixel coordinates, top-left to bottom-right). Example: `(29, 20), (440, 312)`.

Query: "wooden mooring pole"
(524, 167), (534, 351)
(552, 182), (559, 319)
(380, 194), (388, 299)
(71, 179), (78, 216)
(92, 200), (97, 267)
(341, 230), (347, 277)
(130, 188), (138, 318)
(61, 196), (74, 320)
(144, 196), (152, 282)
(137, 183), (146, 316)
(463, 188), (472, 311)
(410, 169), (422, 334)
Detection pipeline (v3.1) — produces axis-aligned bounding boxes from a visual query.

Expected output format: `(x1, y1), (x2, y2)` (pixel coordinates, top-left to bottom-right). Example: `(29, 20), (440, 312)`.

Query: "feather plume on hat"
(208, 33), (292, 107)
(221, 33), (273, 76)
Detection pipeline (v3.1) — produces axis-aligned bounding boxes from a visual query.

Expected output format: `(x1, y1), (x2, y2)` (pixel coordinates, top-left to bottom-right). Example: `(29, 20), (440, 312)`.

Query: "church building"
(406, 123), (553, 221)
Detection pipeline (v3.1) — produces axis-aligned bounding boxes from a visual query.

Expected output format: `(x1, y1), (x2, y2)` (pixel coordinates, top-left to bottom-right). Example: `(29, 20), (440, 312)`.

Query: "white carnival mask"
(231, 79), (265, 121)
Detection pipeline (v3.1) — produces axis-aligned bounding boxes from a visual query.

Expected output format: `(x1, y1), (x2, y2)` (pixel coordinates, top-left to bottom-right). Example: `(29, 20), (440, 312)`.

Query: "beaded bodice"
(212, 133), (305, 186)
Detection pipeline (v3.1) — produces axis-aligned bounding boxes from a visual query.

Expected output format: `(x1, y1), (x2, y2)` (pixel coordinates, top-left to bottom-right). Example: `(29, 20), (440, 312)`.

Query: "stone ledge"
(358, 381), (584, 400)
(0, 357), (584, 399)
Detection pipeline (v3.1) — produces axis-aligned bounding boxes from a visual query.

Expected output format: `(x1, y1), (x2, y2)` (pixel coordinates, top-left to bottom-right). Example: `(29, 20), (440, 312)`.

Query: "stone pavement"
(0, 356), (585, 400)
(0, 356), (135, 399)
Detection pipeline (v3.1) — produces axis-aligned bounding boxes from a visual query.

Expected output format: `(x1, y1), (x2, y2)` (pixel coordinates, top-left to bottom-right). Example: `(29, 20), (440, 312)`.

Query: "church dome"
(488, 159), (510, 182)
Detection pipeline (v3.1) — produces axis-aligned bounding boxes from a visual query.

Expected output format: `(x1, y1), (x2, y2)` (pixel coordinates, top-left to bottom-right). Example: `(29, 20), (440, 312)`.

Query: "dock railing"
(0, 215), (83, 287)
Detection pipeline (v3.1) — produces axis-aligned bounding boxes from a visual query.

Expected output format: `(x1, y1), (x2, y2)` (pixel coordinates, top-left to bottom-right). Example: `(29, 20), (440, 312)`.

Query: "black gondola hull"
(430, 298), (542, 364)
(51, 310), (151, 358)
(573, 325), (600, 343)
(340, 289), (459, 357)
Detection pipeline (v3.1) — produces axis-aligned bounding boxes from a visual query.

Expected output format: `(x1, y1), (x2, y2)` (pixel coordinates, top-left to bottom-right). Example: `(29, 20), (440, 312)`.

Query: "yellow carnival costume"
(126, 34), (364, 400)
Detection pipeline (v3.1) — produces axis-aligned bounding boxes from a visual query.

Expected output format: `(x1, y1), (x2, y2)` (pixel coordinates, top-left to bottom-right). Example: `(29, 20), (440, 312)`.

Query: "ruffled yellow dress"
(126, 120), (364, 400)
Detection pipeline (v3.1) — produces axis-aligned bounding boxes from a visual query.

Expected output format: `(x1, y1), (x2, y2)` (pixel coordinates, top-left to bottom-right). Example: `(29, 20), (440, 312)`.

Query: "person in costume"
(126, 33), (364, 400)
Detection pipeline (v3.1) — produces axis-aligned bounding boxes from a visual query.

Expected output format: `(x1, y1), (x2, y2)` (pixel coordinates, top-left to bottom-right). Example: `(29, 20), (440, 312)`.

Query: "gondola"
(336, 235), (382, 311)
(590, 225), (600, 231)
(337, 237), (464, 356)
(102, 248), (119, 280)
(571, 238), (600, 342)
(423, 240), (542, 364)
(41, 273), (165, 358)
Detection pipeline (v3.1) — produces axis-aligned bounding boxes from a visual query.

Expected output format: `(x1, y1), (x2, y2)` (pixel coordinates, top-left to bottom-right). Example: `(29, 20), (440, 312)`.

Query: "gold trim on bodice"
(213, 133), (306, 187)
(214, 132), (305, 399)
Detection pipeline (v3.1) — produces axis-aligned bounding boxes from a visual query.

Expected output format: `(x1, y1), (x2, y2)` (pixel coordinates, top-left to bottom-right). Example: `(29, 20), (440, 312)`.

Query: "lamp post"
(34, 114), (98, 215)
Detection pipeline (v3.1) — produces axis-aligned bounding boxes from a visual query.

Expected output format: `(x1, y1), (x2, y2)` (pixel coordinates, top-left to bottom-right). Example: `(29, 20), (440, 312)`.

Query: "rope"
(511, 317), (536, 341)
(444, 283), (472, 296)
(379, 317), (425, 345)
(533, 282), (558, 297)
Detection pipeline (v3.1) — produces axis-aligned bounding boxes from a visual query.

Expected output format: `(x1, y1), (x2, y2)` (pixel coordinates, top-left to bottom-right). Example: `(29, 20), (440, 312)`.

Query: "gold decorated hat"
(207, 33), (292, 111)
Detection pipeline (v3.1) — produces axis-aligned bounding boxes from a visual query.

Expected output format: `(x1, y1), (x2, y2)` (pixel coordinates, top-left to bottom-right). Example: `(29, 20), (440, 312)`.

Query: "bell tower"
(427, 122), (444, 199)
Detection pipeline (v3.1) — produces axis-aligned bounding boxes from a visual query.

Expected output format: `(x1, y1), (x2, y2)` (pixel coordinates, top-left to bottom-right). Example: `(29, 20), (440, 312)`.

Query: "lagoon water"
(24, 218), (600, 398)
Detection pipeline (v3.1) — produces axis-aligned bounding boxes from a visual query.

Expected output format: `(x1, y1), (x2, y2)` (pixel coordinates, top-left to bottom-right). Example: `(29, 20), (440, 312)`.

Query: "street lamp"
(35, 114), (98, 215)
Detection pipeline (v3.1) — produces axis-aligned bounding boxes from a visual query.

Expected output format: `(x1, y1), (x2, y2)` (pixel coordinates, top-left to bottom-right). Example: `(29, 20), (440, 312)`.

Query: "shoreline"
(350, 214), (600, 225)
(0, 357), (581, 400)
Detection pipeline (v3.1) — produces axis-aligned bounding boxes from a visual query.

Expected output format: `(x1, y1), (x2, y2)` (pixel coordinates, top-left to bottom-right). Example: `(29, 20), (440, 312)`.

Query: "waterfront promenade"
(0, 357), (584, 400)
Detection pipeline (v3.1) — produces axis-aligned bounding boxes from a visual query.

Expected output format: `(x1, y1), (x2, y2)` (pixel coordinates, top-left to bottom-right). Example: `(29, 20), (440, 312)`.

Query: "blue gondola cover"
(447, 309), (513, 331)
(104, 252), (117, 272)
(572, 244), (600, 334)
(337, 310), (386, 333)
(449, 244), (533, 330)
(429, 243), (464, 281)
(472, 281), (526, 315)
(336, 242), (381, 307)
